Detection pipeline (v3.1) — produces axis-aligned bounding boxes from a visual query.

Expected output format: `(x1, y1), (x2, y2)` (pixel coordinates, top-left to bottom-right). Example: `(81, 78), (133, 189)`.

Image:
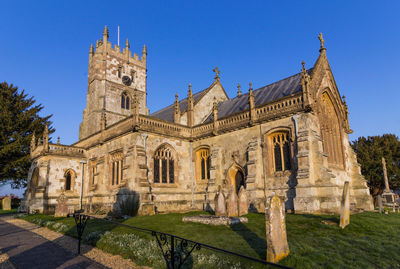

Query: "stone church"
(22, 27), (373, 215)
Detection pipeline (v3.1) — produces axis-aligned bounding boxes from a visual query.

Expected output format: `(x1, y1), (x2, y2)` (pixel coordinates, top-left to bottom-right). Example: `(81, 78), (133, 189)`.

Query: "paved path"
(0, 216), (108, 269)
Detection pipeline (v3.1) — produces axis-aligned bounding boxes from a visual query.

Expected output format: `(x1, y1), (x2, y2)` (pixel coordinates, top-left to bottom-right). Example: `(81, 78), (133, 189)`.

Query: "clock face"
(122, 75), (131, 86)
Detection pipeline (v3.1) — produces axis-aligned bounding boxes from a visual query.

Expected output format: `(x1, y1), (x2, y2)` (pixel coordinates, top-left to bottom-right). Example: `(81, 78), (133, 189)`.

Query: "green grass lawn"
(19, 211), (400, 269)
(0, 208), (17, 214)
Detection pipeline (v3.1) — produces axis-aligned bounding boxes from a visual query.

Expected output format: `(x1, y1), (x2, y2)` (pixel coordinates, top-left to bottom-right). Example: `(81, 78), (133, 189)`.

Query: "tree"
(0, 82), (54, 188)
(351, 134), (400, 198)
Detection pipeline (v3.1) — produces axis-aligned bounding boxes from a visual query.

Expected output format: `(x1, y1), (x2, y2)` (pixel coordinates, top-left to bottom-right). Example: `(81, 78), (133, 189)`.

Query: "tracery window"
(154, 146), (175, 184)
(30, 168), (39, 198)
(121, 92), (130, 110)
(196, 148), (211, 181)
(118, 66), (122, 78)
(110, 152), (124, 186)
(270, 132), (291, 172)
(318, 92), (344, 168)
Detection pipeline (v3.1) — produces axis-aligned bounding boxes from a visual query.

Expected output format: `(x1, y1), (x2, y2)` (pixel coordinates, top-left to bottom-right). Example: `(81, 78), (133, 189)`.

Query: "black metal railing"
(72, 213), (293, 269)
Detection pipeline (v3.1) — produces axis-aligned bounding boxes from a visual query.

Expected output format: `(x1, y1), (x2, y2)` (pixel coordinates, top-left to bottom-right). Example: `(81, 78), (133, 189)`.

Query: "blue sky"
(1, 1), (399, 195)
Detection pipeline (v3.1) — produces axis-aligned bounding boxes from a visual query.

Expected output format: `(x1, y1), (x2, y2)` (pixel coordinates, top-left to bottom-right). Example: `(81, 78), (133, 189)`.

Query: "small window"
(131, 70), (135, 83)
(121, 92), (130, 110)
(65, 170), (74, 191)
(118, 66), (122, 78)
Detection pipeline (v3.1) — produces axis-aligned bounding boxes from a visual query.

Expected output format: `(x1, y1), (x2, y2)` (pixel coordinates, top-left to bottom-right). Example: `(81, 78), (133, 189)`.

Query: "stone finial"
(57, 137), (60, 145)
(142, 44), (147, 55)
(248, 82), (255, 124)
(213, 66), (221, 80)
(43, 124), (49, 137)
(103, 26), (109, 41)
(301, 60), (306, 74)
(237, 83), (242, 97)
(125, 38), (130, 49)
(42, 124), (49, 152)
(30, 131), (36, 151)
(318, 32), (325, 51)
(174, 93), (181, 123)
(187, 83), (194, 127)
(89, 44), (94, 54)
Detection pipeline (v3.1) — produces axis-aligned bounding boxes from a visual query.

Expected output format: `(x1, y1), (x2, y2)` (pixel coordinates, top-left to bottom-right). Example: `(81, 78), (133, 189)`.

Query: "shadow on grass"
(299, 214), (340, 224)
(231, 222), (266, 260)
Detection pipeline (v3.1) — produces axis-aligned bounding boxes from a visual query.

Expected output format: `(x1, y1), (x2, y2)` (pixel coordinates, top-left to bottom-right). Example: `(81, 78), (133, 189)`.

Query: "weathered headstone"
(340, 181), (350, 229)
(265, 195), (289, 263)
(238, 186), (248, 216)
(54, 191), (69, 217)
(214, 186), (227, 217)
(2, 197), (11, 211)
(378, 195), (383, 214)
(227, 186), (239, 217)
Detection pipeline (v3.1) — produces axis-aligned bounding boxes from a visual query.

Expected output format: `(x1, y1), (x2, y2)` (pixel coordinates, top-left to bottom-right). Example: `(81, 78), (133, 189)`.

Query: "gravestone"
(2, 197), (11, 211)
(340, 181), (350, 229)
(238, 186), (248, 216)
(54, 191), (69, 217)
(227, 186), (238, 217)
(214, 186), (227, 217)
(265, 195), (289, 263)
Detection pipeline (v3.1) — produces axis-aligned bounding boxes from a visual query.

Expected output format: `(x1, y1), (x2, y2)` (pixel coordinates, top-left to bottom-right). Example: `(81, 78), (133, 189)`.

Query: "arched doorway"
(235, 171), (245, 194)
(226, 164), (246, 194)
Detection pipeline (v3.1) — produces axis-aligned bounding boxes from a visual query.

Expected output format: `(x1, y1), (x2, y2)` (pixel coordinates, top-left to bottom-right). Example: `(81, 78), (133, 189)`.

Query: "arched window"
(121, 92), (130, 110)
(65, 172), (72, 191)
(154, 146), (175, 184)
(318, 92), (344, 168)
(64, 170), (75, 191)
(235, 171), (245, 194)
(196, 148), (211, 181)
(270, 132), (291, 172)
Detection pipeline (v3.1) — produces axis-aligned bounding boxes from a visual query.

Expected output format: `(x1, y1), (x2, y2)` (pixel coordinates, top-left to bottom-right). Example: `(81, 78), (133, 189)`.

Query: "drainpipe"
(79, 160), (87, 210)
(259, 124), (267, 206)
(190, 142), (194, 207)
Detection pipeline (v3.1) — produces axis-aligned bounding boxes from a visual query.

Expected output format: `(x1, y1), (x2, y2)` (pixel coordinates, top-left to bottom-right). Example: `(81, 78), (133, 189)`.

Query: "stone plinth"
(182, 215), (248, 226)
(2, 197), (11, 211)
(265, 195), (289, 263)
(340, 181), (350, 229)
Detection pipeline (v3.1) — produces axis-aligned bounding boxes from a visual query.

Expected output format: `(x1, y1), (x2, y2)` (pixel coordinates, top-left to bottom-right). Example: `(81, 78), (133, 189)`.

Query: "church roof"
(205, 69), (313, 122)
(151, 69), (312, 123)
(150, 81), (219, 122)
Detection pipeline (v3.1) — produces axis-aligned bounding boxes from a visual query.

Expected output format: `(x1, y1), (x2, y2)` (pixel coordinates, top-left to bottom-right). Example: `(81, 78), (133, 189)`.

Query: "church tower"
(79, 26), (148, 140)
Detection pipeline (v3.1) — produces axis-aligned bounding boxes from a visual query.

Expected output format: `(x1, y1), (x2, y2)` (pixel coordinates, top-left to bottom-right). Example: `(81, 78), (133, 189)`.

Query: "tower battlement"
(80, 26), (148, 140)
